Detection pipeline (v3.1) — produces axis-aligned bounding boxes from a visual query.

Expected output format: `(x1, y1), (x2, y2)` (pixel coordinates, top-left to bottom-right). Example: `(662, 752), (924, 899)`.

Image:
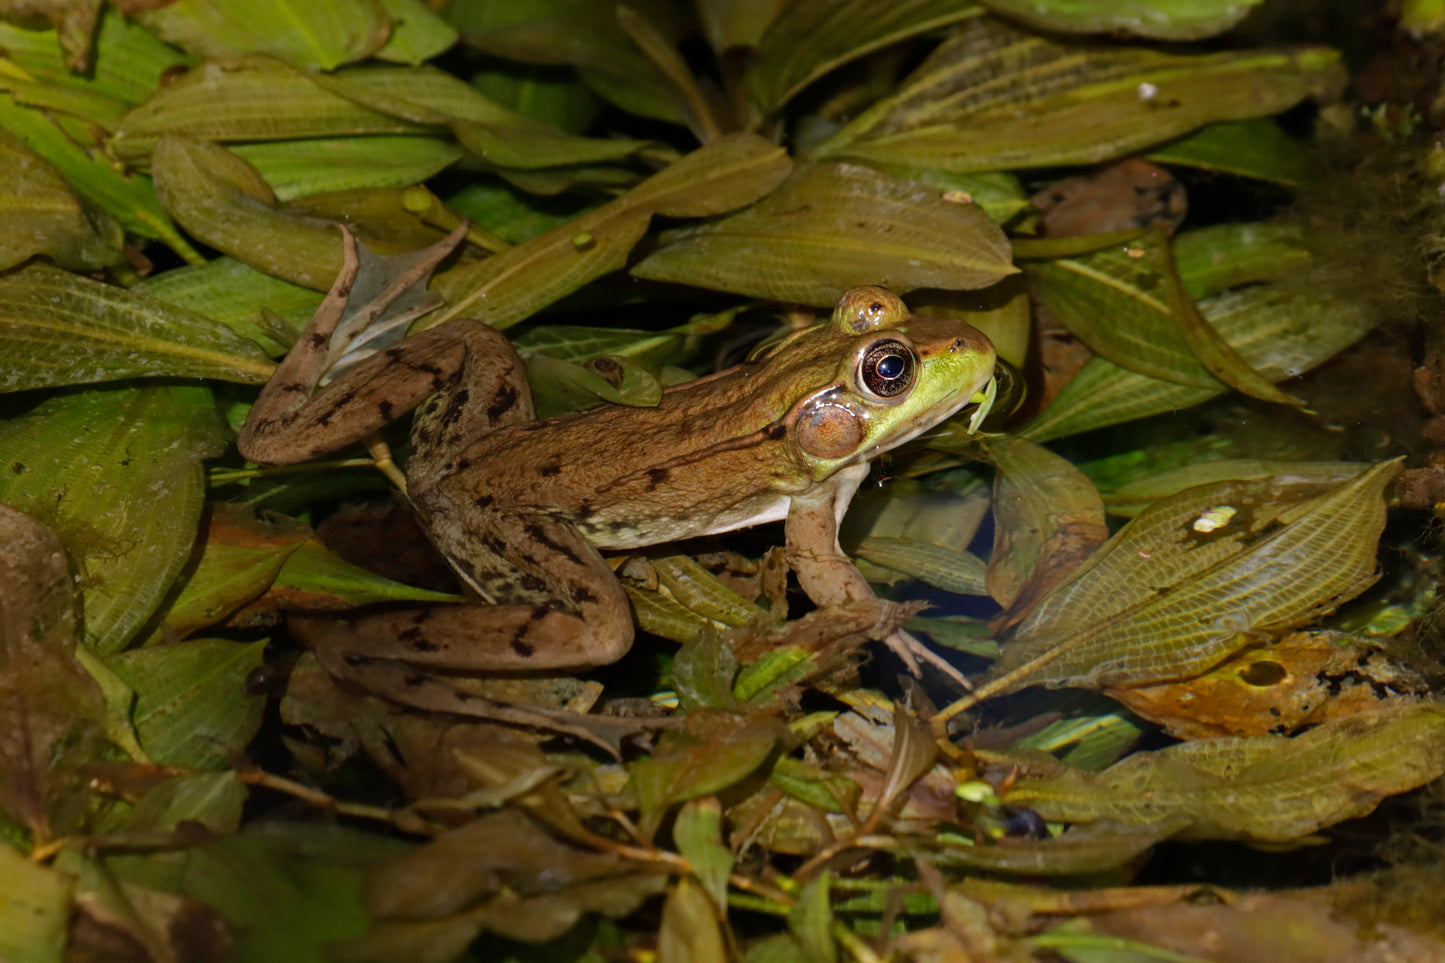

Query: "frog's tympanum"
(240, 226), (997, 724)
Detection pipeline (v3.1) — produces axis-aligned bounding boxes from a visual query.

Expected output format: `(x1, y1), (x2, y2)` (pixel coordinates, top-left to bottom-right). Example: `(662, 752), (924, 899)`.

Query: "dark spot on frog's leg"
(570, 583), (598, 604)
(405, 674), (430, 688)
(474, 494), (495, 509)
(522, 522), (582, 564)
(310, 332), (328, 348)
(520, 573), (547, 592)
(646, 467), (669, 490)
(539, 462), (561, 478)
(385, 347), (405, 362)
(414, 426), (436, 448)
(481, 534), (509, 556)
(574, 500), (594, 518)
(282, 382), (307, 394)
(379, 400), (394, 420)
(487, 383), (519, 420)
(441, 389), (470, 427)
(509, 610), (548, 658)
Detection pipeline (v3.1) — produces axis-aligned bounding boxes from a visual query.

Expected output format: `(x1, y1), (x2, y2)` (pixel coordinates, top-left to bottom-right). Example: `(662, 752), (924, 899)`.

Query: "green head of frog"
(767, 286), (998, 479)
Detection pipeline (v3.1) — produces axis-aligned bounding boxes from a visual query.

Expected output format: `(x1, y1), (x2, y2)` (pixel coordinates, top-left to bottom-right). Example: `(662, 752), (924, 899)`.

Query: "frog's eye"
(859, 339), (915, 399)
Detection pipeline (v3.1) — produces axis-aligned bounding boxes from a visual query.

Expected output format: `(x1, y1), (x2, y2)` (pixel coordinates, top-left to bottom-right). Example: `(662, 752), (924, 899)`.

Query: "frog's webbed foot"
(881, 626), (974, 691)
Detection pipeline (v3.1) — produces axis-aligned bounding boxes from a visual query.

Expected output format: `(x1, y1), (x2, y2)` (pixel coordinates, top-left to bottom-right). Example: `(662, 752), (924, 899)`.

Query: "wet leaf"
(1148, 118), (1322, 187)
(0, 127), (120, 271)
(979, 434), (1107, 622)
(525, 352), (663, 417)
(128, 0), (391, 70)
(674, 797), (733, 912)
(1026, 231), (1298, 404)
(232, 136), (463, 202)
(106, 639), (267, 770)
(0, 385), (228, 655)
(926, 822), (1172, 875)
(134, 256), (323, 350)
(374, 0), (458, 65)
(268, 539), (461, 609)
(769, 756), (859, 814)
(745, 0), (985, 115)
(0, 841), (72, 962)
(431, 134), (792, 329)
(1020, 274), (1380, 442)
(660, 876), (729, 963)
(671, 633), (742, 711)
(110, 59), (433, 167)
(978, 461), (1398, 699)
(0, 12), (187, 109)
(1110, 630), (1428, 739)
(978, 0), (1265, 40)
(789, 872), (837, 963)
(0, 505), (106, 839)
(631, 161), (1016, 307)
(854, 537), (989, 596)
(818, 17), (1343, 174)
(0, 262), (275, 390)
(1006, 702), (1445, 841)
(150, 135), (351, 290)
(1103, 458), (1366, 517)
(357, 808), (665, 946)
(0, 95), (200, 260)
(630, 714), (784, 825)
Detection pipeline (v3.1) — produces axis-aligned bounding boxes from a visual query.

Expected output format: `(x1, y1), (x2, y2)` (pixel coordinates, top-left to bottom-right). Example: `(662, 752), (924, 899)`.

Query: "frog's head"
(786, 286), (997, 475)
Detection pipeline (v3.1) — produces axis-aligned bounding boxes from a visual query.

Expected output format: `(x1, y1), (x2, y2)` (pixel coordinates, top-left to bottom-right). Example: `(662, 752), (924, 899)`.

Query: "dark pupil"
(862, 340), (913, 397)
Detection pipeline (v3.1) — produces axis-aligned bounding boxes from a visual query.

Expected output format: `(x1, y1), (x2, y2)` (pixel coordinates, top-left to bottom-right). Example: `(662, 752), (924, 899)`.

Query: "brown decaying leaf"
(1109, 630), (1430, 739)
(0, 504), (106, 841)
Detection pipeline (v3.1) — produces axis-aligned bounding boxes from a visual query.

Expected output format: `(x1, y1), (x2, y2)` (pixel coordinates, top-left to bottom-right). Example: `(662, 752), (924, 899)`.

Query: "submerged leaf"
(0, 385), (228, 655)
(979, 461), (1398, 699)
(1006, 702), (1445, 841)
(977, 0), (1265, 41)
(631, 162), (1016, 306)
(818, 16), (1343, 174)
(129, 0), (391, 69)
(0, 262), (275, 391)
(0, 128), (119, 271)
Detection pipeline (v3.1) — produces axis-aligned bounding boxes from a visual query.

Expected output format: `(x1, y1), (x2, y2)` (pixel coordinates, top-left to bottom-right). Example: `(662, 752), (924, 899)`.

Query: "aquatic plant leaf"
(980, 434), (1107, 621)
(978, 0), (1265, 40)
(924, 822), (1173, 875)
(818, 17), (1343, 174)
(1006, 702), (1445, 841)
(111, 59), (432, 167)
(630, 714), (784, 823)
(0, 841), (72, 962)
(525, 353), (663, 417)
(1148, 118), (1322, 187)
(673, 797), (733, 911)
(1021, 276), (1379, 441)
(0, 385), (228, 655)
(790, 872), (838, 963)
(0, 128), (120, 271)
(0, 12), (188, 108)
(745, 0), (986, 115)
(106, 639), (267, 770)
(0, 506), (106, 839)
(0, 96), (199, 259)
(374, 0), (458, 65)
(232, 136), (462, 202)
(856, 537), (988, 596)
(134, 256), (323, 353)
(1104, 458), (1366, 517)
(979, 460), (1398, 698)
(631, 162), (1016, 306)
(0, 262), (275, 390)
(268, 540), (460, 609)
(660, 877), (729, 963)
(128, 0), (390, 70)
(430, 134), (792, 329)
(445, 0), (684, 124)
(151, 135), (350, 289)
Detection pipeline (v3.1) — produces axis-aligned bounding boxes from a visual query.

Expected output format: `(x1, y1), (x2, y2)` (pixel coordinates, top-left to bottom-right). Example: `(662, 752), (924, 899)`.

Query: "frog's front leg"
(785, 474), (971, 687)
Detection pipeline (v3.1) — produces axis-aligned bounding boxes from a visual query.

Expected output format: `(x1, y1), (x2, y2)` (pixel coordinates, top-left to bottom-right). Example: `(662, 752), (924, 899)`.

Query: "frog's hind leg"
(311, 508), (633, 673)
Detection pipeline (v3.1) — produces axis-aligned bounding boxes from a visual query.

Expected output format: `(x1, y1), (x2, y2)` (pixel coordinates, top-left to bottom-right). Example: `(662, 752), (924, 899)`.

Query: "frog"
(239, 224), (998, 729)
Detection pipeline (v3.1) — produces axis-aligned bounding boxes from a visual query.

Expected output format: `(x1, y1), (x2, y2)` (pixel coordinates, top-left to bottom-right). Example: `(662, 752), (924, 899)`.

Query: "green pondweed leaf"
(629, 715), (784, 827)
(854, 537), (989, 596)
(745, 0), (985, 116)
(977, 460), (1398, 700)
(632, 162), (1017, 306)
(816, 16), (1343, 174)
(0, 262), (275, 390)
(133, 256), (323, 354)
(659, 876), (729, 963)
(232, 136), (463, 202)
(524, 353), (663, 417)
(0, 841), (72, 962)
(374, 0), (459, 65)
(1005, 702), (1445, 841)
(977, 0), (1266, 41)
(672, 796), (733, 919)
(106, 639), (267, 770)
(0, 128), (121, 272)
(128, 0), (391, 70)
(430, 134), (792, 330)
(1148, 118), (1322, 187)
(0, 385), (228, 655)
